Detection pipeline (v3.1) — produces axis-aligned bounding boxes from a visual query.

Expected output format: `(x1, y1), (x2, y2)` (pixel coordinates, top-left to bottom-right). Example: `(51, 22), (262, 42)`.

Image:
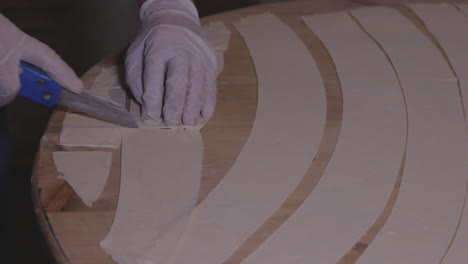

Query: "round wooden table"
(32, 1), (464, 263)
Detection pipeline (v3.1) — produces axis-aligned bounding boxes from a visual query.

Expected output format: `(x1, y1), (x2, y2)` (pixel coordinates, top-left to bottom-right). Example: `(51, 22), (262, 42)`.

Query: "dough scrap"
(53, 151), (112, 207)
(242, 11), (407, 264)
(204, 21), (231, 51)
(59, 113), (122, 148)
(350, 7), (468, 264)
(168, 13), (326, 264)
(100, 128), (203, 264)
(203, 21), (231, 74)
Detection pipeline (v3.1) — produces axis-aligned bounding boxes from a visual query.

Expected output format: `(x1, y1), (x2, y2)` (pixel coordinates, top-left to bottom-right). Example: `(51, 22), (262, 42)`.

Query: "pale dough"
(167, 13), (326, 264)
(442, 184), (468, 263)
(59, 113), (122, 148)
(408, 3), (468, 263)
(62, 113), (118, 127)
(350, 7), (468, 264)
(242, 11), (407, 264)
(204, 21), (231, 51)
(456, 3), (468, 16)
(53, 151), (112, 207)
(203, 21), (231, 74)
(408, 3), (468, 123)
(443, 117), (468, 264)
(59, 66), (127, 148)
(95, 22), (228, 263)
(98, 22), (229, 264)
(100, 128), (203, 264)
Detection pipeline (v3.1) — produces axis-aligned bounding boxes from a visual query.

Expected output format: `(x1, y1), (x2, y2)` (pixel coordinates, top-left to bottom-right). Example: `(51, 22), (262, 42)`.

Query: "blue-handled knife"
(18, 61), (138, 128)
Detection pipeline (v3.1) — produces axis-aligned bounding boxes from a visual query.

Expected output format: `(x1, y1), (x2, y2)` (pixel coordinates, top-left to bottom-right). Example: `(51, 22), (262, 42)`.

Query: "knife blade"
(18, 61), (138, 128)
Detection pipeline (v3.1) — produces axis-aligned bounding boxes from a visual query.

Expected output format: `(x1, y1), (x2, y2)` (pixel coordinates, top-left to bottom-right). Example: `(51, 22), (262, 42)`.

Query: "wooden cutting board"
(32, 1), (466, 263)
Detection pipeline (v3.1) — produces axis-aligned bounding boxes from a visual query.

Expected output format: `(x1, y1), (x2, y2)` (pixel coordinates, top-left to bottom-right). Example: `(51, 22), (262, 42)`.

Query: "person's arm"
(126, 0), (216, 126)
(0, 14), (82, 106)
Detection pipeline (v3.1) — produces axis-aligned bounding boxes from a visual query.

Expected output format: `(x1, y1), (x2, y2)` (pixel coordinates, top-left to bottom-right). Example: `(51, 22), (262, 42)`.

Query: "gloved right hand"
(126, 0), (217, 126)
(0, 14), (83, 106)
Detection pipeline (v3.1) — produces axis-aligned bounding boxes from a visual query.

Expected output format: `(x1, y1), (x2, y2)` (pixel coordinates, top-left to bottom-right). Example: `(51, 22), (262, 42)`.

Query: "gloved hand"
(126, 0), (217, 126)
(0, 14), (83, 107)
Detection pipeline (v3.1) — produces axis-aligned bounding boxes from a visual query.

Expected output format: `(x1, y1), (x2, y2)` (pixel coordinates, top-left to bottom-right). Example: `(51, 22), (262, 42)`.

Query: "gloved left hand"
(126, 0), (217, 126)
(0, 13), (83, 106)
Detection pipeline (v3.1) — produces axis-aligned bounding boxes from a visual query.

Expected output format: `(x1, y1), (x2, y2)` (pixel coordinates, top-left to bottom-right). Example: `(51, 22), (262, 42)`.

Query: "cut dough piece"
(203, 21), (231, 74)
(351, 7), (468, 264)
(242, 11), (407, 264)
(59, 113), (122, 148)
(53, 151), (112, 207)
(408, 3), (468, 123)
(60, 127), (121, 148)
(168, 13), (326, 264)
(101, 128), (203, 264)
(62, 113), (117, 127)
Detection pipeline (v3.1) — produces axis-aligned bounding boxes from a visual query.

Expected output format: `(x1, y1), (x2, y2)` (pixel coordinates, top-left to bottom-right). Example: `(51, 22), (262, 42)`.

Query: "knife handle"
(18, 61), (61, 107)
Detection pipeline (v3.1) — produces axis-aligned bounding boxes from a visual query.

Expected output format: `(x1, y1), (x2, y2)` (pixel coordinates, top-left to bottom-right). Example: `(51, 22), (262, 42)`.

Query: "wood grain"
(225, 14), (343, 263)
(32, 1), (468, 263)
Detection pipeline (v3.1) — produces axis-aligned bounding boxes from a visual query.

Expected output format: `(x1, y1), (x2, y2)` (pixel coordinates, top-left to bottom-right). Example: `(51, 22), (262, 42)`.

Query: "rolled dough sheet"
(350, 7), (468, 264)
(203, 21), (231, 74)
(242, 11), (407, 264)
(168, 13), (326, 264)
(408, 3), (468, 263)
(53, 151), (112, 207)
(59, 113), (122, 148)
(442, 184), (468, 263)
(456, 3), (468, 16)
(408, 3), (468, 123)
(100, 128), (203, 264)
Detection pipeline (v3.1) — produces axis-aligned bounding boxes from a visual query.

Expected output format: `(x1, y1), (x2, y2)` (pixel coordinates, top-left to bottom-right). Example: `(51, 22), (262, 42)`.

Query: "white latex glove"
(126, 0), (217, 126)
(0, 14), (83, 107)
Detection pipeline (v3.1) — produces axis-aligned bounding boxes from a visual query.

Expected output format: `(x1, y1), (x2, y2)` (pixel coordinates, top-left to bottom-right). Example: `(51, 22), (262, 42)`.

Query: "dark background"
(0, 0), (262, 263)
(0, 0), (458, 262)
